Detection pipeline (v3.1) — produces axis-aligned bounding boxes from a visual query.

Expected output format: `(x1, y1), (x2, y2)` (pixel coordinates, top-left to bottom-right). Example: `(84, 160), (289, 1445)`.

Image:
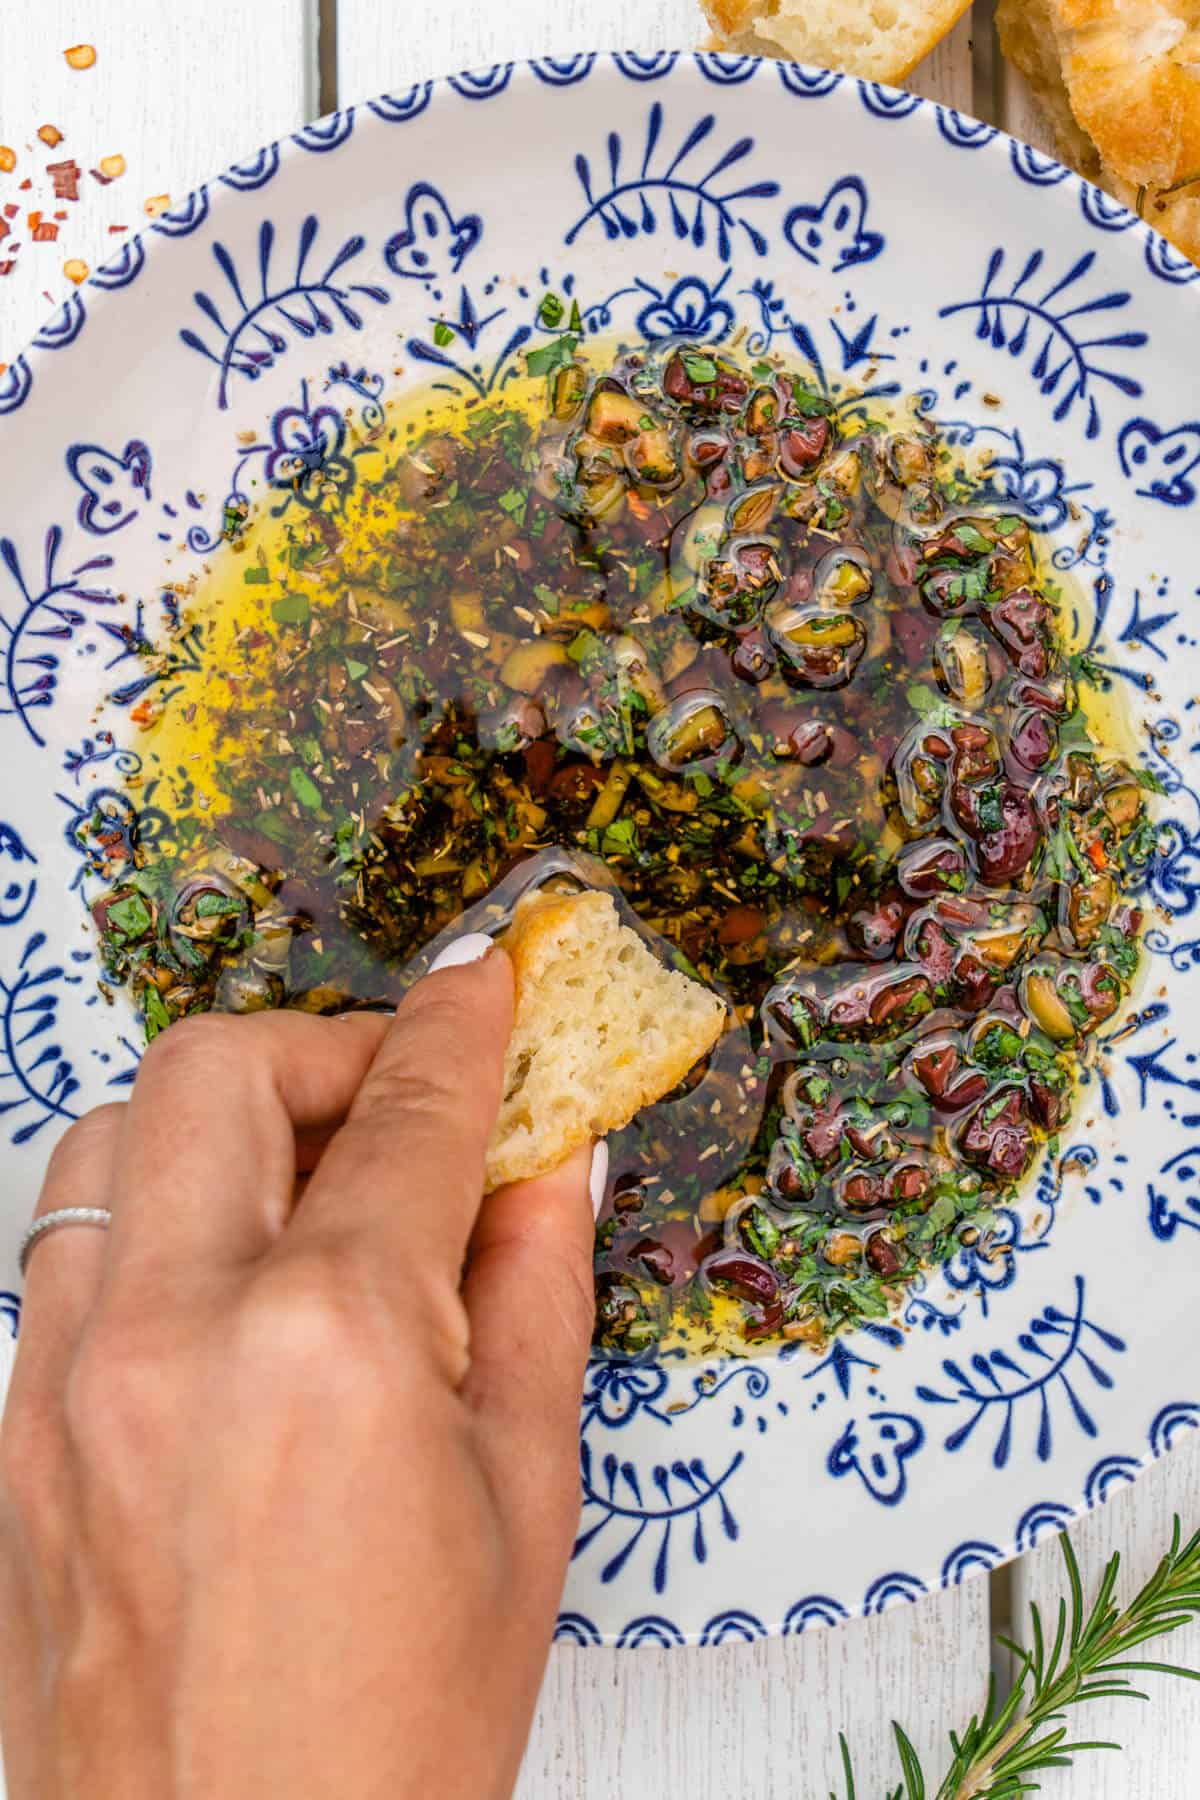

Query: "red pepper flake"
(3, 204), (18, 219)
(46, 159), (81, 201)
(53, 210), (67, 221)
(37, 125), (64, 148)
(0, 147), (15, 174)
(0, 262), (15, 277)
(33, 222), (59, 242)
(18, 178), (31, 191)
(90, 168), (112, 186)
(64, 44), (97, 70)
(107, 223), (128, 234)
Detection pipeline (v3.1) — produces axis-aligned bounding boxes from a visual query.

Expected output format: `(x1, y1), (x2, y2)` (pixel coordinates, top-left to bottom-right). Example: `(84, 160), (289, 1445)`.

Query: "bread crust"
(998, 0), (1200, 263)
(700, 0), (974, 85)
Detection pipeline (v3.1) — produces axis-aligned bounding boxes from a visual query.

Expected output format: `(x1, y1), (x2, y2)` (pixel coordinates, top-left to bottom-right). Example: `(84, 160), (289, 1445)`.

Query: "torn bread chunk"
(998, 0), (1200, 265)
(484, 889), (727, 1192)
(701, 0), (973, 85)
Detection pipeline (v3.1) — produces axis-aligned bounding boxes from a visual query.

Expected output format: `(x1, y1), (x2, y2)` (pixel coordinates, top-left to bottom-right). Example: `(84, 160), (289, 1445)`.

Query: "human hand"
(0, 941), (598, 1799)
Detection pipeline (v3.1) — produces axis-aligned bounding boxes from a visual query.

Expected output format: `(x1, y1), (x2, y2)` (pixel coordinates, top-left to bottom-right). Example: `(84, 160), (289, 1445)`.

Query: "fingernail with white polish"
(589, 1140), (609, 1220)
(429, 932), (494, 972)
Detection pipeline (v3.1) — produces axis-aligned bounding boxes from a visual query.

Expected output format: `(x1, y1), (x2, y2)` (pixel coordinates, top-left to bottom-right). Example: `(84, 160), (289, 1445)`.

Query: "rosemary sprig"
(831, 1518), (1200, 1800)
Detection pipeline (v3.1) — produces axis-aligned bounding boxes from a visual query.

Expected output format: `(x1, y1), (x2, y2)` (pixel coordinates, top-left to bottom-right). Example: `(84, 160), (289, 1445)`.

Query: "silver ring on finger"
(18, 1208), (113, 1279)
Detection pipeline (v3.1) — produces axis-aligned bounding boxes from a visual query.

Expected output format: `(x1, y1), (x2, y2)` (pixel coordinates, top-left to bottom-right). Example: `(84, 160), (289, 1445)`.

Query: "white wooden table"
(2, 4), (1198, 1794)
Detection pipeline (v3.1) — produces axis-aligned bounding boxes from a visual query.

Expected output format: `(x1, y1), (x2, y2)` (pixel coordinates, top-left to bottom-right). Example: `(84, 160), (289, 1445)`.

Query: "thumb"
(461, 1142), (604, 1534)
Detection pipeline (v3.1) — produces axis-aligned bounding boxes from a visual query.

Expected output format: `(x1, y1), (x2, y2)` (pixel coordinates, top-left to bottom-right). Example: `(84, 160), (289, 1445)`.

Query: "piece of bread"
(483, 889), (726, 1192)
(998, 0), (1200, 265)
(701, 0), (973, 85)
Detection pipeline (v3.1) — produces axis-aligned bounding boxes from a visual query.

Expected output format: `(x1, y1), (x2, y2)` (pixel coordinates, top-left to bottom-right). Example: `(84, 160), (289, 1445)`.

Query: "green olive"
(586, 383), (649, 444)
(1102, 781), (1142, 832)
(936, 627), (989, 708)
(1024, 971), (1076, 1040)
(1068, 873), (1114, 947)
(628, 426), (679, 486)
(745, 386), (780, 434)
(551, 362), (587, 420)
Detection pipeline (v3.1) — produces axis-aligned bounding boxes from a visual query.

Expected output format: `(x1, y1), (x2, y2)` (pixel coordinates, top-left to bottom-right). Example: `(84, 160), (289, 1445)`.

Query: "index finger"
(290, 948), (514, 1295)
(106, 1010), (392, 1278)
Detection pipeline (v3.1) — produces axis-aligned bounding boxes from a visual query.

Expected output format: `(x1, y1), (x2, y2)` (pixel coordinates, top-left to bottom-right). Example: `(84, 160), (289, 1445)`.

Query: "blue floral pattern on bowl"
(2, 53), (1199, 1646)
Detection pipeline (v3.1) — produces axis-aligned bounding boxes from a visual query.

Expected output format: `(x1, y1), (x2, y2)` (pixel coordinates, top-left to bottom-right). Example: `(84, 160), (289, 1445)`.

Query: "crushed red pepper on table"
(0, 42), (128, 306)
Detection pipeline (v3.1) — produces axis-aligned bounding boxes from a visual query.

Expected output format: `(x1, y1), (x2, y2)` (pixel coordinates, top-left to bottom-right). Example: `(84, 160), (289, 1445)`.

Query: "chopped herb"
(954, 522), (994, 556)
(601, 818), (639, 857)
(537, 291), (564, 329)
(907, 683), (957, 726)
(682, 352), (718, 384)
(525, 333), (579, 378)
(976, 784), (1005, 836)
(194, 892), (241, 919)
(271, 592), (310, 625)
(143, 986), (170, 1042)
(289, 766), (323, 811)
(105, 894), (152, 937)
(497, 486), (528, 525)
(1058, 708), (1094, 754)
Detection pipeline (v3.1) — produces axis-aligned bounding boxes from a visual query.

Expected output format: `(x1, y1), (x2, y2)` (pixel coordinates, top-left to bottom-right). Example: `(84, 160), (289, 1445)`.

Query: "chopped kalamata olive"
(865, 1233), (902, 1276)
(960, 1088), (1035, 1181)
(548, 762), (605, 809)
(704, 1250), (780, 1307)
(968, 781), (1041, 885)
(912, 915), (955, 983)
(849, 898), (905, 960)
(631, 1235), (676, 1285)
(841, 1170), (884, 1213)
(897, 839), (968, 899)
(687, 429), (729, 467)
(987, 590), (1051, 678)
(939, 1069), (990, 1112)
(912, 1040), (959, 1099)
(1079, 961), (1122, 1023)
(779, 415), (830, 476)
(888, 1162), (929, 1204)
(1028, 1078), (1066, 1131)
(1009, 707), (1058, 773)
(767, 713), (835, 765)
